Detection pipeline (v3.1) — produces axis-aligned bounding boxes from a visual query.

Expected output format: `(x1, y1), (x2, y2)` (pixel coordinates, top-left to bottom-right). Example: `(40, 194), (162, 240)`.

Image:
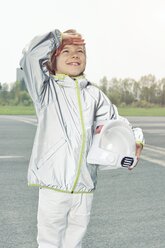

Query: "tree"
(99, 76), (108, 95)
(159, 79), (165, 106)
(19, 91), (32, 106)
(0, 80), (32, 106)
(0, 83), (10, 105)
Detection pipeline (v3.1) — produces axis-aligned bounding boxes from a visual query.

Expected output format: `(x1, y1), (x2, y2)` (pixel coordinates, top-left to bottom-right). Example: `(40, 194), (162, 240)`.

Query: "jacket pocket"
(37, 138), (67, 169)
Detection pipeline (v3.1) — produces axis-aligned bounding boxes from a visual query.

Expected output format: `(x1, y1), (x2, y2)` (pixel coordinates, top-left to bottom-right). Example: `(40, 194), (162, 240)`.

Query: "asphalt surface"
(0, 116), (165, 248)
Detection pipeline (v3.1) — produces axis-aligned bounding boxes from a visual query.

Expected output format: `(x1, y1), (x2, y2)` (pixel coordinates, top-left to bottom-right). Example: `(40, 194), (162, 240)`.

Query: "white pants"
(37, 188), (93, 248)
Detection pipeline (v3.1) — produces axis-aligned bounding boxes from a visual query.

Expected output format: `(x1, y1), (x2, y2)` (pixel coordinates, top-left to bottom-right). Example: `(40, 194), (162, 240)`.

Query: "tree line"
(0, 80), (32, 106)
(99, 74), (165, 107)
(0, 74), (165, 107)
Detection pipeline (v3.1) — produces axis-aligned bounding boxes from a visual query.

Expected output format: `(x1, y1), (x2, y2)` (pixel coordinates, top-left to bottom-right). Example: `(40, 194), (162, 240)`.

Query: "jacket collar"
(53, 74), (88, 89)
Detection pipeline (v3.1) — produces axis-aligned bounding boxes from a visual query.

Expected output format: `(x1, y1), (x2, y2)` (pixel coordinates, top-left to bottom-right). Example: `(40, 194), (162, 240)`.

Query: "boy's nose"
(71, 53), (79, 58)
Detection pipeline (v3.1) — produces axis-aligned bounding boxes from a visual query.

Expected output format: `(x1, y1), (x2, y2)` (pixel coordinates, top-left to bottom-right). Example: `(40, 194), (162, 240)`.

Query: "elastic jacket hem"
(28, 184), (95, 194)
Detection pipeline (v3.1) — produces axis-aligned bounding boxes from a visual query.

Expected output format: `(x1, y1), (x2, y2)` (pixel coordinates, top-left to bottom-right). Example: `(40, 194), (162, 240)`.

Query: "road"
(0, 116), (165, 248)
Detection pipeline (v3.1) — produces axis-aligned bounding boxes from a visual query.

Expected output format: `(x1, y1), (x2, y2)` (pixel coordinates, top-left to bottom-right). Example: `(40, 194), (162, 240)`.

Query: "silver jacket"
(18, 29), (144, 193)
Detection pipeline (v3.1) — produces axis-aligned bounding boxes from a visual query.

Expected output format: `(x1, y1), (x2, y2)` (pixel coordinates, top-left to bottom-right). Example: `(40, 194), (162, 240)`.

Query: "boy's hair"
(46, 29), (85, 75)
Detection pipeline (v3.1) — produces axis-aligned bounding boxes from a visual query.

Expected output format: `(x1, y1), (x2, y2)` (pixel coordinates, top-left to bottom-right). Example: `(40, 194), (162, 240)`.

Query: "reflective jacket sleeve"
(95, 90), (116, 124)
(18, 29), (61, 109)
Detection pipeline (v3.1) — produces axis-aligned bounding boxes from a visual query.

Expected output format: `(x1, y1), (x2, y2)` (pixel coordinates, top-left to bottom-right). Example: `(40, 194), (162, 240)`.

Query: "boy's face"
(55, 44), (86, 77)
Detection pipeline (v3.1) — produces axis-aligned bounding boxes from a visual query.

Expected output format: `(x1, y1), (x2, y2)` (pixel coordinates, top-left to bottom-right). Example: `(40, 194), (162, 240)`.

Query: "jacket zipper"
(71, 79), (86, 193)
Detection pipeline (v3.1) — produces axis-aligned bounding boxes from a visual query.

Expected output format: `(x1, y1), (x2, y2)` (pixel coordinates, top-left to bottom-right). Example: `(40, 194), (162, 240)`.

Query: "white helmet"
(87, 119), (137, 170)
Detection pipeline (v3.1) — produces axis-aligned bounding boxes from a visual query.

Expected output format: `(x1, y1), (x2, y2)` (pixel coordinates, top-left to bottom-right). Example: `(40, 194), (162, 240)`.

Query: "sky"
(0, 0), (165, 84)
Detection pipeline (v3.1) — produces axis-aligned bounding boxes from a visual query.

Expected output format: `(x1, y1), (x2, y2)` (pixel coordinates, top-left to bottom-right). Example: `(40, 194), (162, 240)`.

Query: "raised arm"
(17, 29), (85, 111)
(18, 30), (61, 107)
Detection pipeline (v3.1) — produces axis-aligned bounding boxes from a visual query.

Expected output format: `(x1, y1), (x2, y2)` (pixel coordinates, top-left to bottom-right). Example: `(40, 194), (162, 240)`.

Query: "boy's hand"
(95, 125), (104, 134)
(62, 31), (85, 45)
(128, 143), (143, 170)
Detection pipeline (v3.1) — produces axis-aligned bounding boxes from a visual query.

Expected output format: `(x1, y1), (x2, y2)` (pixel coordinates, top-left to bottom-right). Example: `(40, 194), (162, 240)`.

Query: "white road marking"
(0, 156), (24, 159)
(1, 116), (37, 126)
(141, 144), (165, 167)
(135, 123), (165, 127)
(144, 144), (165, 155)
(141, 155), (165, 167)
(144, 130), (165, 134)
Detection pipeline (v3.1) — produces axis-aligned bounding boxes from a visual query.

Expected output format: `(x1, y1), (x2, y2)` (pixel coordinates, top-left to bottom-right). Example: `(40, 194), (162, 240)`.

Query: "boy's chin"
(68, 69), (85, 78)
(69, 73), (84, 77)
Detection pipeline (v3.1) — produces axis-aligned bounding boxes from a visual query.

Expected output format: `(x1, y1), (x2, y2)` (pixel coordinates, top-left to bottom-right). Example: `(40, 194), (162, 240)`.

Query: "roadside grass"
(0, 105), (165, 116)
(118, 107), (165, 116)
(0, 105), (35, 115)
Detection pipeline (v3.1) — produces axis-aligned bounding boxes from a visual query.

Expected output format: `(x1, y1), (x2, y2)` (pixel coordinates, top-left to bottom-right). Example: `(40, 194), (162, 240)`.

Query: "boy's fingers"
(62, 32), (83, 40)
(62, 37), (85, 45)
(62, 32), (85, 45)
(70, 37), (85, 42)
(135, 143), (143, 160)
(95, 125), (104, 134)
(128, 144), (142, 171)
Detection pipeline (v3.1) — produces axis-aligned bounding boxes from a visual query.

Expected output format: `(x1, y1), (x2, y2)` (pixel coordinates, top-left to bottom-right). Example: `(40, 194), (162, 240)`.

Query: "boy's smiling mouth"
(67, 62), (80, 66)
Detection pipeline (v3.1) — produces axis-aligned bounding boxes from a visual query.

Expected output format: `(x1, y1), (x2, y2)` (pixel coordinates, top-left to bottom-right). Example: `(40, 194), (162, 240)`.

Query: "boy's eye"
(61, 48), (85, 54)
(62, 49), (69, 53)
(78, 50), (84, 53)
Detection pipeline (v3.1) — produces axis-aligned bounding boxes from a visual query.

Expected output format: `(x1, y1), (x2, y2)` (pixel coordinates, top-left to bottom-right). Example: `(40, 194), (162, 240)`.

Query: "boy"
(18, 29), (144, 248)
